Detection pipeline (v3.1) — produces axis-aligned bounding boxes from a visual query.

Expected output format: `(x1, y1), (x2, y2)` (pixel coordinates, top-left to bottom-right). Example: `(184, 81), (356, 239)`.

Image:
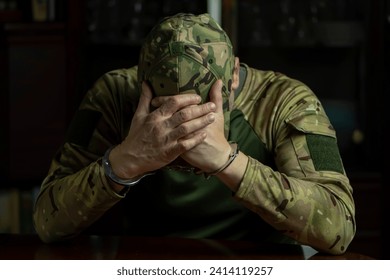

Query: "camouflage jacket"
(33, 64), (355, 255)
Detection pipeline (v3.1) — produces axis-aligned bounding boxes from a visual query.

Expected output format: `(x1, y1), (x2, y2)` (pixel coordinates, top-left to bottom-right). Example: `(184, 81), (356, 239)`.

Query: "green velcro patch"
(65, 109), (102, 147)
(306, 134), (344, 173)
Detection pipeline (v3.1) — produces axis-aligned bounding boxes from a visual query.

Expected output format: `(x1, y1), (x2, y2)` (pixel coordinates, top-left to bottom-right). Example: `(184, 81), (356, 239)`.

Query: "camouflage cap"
(137, 13), (235, 108)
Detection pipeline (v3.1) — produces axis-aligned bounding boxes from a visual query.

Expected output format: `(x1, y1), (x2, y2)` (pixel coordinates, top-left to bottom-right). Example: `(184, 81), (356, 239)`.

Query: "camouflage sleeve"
(234, 70), (356, 255)
(33, 68), (138, 243)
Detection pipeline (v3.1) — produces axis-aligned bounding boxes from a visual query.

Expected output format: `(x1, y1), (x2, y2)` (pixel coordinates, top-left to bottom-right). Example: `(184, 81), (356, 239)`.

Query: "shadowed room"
(0, 0), (388, 260)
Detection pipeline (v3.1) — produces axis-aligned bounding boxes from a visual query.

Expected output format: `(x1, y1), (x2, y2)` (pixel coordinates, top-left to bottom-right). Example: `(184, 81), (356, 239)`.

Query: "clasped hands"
(108, 80), (232, 180)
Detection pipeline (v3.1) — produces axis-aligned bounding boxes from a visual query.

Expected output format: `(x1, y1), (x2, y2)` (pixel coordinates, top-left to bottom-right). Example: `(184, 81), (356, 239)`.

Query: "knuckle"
(176, 141), (190, 152)
(146, 112), (159, 122)
(156, 97), (179, 116)
(200, 106), (209, 117)
(177, 110), (190, 122)
(151, 124), (164, 136)
(166, 96), (179, 108)
(199, 103), (213, 116)
(177, 124), (189, 136)
(204, 113), (215, 124)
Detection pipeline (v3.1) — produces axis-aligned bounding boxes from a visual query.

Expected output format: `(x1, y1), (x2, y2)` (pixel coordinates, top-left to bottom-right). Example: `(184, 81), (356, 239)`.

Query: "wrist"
(216, 151), (248, 192)
(204, 142), (239, 179)
(109, 144), (144, 179)
(103, 146), (154, 188)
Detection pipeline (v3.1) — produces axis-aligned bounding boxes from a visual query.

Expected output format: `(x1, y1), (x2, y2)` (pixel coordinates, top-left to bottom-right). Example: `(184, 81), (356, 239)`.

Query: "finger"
(209, 80), (223, 114)
(168, 102), (216, 128)
(135, 82), (153, 116)
(174, 131), (207, 154)
(178, 128), (206, 141)
(152, 94), (201, 107)
(152, 94), (202, 116)
(169, 113), (215, 140)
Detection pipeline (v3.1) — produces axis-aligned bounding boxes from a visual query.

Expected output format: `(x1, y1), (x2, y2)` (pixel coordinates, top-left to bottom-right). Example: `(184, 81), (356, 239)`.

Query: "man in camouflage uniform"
(33, 13), (355, 255)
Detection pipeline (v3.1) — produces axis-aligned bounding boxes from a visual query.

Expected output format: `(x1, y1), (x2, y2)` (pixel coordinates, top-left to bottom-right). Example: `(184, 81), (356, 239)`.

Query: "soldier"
(33, 13), (355, 255)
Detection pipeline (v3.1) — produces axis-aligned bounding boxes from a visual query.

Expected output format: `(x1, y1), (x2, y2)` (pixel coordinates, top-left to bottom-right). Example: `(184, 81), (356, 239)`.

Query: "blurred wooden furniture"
(0, 234), (374, 260)
(0, 1), (84, 186)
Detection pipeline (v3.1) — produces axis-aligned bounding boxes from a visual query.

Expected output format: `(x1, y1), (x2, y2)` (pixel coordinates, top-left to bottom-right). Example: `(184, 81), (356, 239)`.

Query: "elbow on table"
(33, 211), (65, 244)
(310, 222), (356, 255)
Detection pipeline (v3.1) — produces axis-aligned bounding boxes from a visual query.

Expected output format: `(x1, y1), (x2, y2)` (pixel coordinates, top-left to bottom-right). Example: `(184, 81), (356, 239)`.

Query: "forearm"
(33, 161), (122, 243)
(234, 157), (356, 255)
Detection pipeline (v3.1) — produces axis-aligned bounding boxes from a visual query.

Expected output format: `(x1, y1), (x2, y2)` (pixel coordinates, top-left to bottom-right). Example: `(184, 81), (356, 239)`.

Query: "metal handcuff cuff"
(103, 141), (239, 190)
(165, 141), (239, 179)
(203, 141), (239, 179)
(102, 147), (154, 190)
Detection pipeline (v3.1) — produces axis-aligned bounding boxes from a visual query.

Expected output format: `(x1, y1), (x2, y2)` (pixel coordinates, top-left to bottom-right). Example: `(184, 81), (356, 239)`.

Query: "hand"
(109, 82), (217, 179)
(180, 80), (232, 173)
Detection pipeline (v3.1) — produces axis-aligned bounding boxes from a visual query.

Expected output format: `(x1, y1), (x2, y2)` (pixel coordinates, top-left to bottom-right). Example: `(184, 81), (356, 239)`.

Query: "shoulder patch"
(306, 134), (344, 173)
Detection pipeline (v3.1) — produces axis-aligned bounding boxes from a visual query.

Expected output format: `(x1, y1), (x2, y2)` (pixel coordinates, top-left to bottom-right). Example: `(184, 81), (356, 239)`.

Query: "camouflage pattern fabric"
(138, 13), (234, 104)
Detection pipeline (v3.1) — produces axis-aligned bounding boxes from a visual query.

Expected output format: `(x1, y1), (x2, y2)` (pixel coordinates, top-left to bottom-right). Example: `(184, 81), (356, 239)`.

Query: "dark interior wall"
(236, 0), (374, 174)
(382, 0), (389, 259)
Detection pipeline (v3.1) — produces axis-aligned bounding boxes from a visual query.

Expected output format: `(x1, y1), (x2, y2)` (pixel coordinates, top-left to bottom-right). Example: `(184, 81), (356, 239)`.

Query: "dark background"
(0, 0), (388, 259)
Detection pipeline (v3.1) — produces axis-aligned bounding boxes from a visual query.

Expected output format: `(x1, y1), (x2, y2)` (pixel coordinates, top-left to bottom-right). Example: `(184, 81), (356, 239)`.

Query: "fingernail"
(208, 113), (215, 123)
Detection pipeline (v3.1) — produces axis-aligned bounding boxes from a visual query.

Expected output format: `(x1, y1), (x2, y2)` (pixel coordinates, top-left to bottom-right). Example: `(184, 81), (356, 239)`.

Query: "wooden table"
(0, 234), (374, 260)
